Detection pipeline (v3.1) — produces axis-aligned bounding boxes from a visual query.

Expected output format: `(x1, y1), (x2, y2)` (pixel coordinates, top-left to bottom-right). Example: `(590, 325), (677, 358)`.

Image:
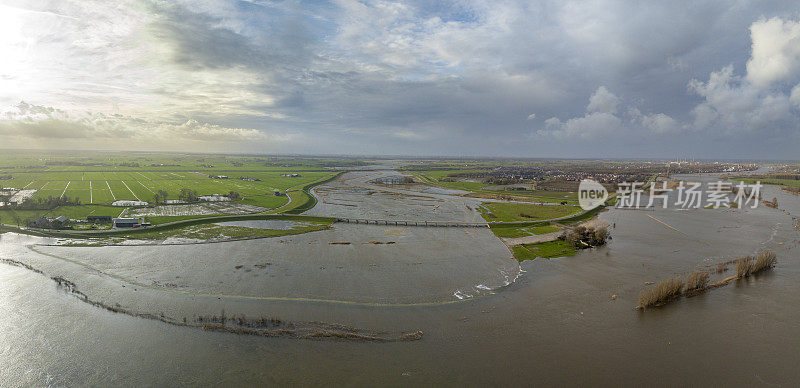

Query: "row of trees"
(4, 195), (81, 210)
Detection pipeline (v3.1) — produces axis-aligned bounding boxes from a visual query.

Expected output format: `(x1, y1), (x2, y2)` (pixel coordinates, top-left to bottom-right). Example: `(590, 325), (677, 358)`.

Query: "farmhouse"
(282, 173), (301, 177)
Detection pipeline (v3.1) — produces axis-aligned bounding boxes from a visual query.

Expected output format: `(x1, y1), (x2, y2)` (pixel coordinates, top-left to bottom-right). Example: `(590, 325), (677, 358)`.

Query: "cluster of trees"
(118, 162), (140, 167)
(0, 175), (12, 180)
(152, 190), (170, 203)
(560, 226), (609, 249)
(178, 188), (199, 202)
(227, 191), (241, 200)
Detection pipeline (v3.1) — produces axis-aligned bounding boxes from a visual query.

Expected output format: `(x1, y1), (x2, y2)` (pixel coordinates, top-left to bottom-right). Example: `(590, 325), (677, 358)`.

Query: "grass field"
(0, 152), (349, 227)
(2, 171), (331, 206)
(478, 202), (580, 222)
(489, 221), (561, 238)
(511, 240), (577, 261)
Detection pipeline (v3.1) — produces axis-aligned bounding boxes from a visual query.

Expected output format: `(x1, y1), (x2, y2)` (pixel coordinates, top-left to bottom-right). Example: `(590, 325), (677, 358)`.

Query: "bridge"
(334, 218), (489, 228)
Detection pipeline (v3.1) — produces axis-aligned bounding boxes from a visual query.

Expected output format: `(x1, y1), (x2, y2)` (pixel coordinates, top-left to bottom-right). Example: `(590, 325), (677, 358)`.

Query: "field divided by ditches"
(2, 170), (331, 206)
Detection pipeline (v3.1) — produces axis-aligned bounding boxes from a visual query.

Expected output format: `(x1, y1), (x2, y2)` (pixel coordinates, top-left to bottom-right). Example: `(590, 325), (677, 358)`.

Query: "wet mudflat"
(0, 171), (799, 385)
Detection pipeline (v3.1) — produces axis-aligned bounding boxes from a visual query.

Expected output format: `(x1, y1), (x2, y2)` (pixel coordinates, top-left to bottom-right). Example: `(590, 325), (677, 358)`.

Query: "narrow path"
(89, 181), (93, 204)
(120, 180), (141, 201)
(22, 181), (33, 189)
(106, 180), (116, 200)
(60, 181), (71, 198)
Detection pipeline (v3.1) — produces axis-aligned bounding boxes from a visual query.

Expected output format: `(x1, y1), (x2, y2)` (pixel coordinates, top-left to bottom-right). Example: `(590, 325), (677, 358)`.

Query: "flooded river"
(1, 172), (799, 385)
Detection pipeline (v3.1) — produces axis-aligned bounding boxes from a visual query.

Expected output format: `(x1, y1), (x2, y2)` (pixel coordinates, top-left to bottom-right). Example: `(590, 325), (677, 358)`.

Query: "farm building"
(282, 173), (301, 177)
(112, 217), (145, 228)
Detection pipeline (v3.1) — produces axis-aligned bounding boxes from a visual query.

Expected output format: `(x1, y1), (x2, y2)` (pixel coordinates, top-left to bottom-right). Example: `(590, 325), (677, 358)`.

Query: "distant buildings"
(282, 173), (301, 177)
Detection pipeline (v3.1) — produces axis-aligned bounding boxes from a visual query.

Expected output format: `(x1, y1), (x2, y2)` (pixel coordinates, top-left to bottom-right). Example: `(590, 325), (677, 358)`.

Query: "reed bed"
(637, 276), (684, 308)
(638, 250), (777, 310)
(684, 270), (710, 293)
(736, 250), (777, 278)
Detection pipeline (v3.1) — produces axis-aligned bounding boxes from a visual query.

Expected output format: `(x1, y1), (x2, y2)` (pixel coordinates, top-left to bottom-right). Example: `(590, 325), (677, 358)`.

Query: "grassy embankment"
(278, 172), (344, 214)
(731, 177), (800, 187)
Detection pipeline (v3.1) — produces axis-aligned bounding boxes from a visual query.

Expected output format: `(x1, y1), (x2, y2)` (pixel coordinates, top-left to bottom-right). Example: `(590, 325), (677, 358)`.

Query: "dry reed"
(637, 276), (684, 308)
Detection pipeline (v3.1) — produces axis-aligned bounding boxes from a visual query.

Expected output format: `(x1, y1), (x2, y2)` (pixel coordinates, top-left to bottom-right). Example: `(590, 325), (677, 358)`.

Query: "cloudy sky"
(1, 0), (799, 159)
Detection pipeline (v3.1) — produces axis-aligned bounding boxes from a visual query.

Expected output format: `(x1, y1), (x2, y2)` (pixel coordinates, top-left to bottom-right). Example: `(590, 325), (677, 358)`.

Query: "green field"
(478, 202), (580, 222)
(511, 240), (577, 261)
(2, 170), (331, 206)
(0, 152), (351, 227)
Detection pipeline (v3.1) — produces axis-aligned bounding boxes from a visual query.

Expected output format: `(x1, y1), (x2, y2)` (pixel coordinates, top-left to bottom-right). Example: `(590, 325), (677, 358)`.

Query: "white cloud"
(540, 112), (621, 140)
(689, 45), (797, 134)
(639, 113), (680, 134)
(526, 113), (536, 120)
(586, 86), (619, 114)
(745, 17), (800, 88)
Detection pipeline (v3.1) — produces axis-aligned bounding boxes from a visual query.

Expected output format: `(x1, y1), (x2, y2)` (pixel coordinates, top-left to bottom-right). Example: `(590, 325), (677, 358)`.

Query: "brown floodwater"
(0, 171), (798, 385)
